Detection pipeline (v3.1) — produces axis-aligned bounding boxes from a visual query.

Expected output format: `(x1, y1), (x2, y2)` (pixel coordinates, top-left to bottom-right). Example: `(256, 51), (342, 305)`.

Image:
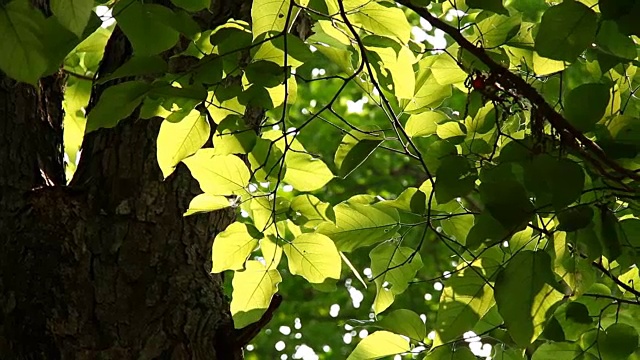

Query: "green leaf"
(317, 203), (399, 252)
(51, 0), (92, 37)
(534, 1), (597, 62)
(436, 121), (467, 143)
(364, 36), (417, 99)
(403, 60), (452, 113)
(97, 56), (168, 84)
(212, 116), (257, 155)
(251, 0), (305, 39)
(330, 0), (411, 44)
(86, 81), (151, 132)
(467, 0), (508, 15)
(370, 242), (423, 314)
(495, 251), (564, 347)
(183, 151), (250, 195)
(377, 309), (426, 341)
(563, 83), (610, 132)
(283, 152), (334, 192)
(170, 0), (210, 12)
(212, 222), (259, 273)
(524, 155), (585, 209)
(290, 194), (336, 227)
(184, 194), (231, 216)
(596, 20), (637, 60)
(382, 187), (427, 214)
(557, 205), (594, 232)
(406, 111), (448, 137)
(157, 109), (211, 178)
(472, 13), (521, 48)
(335, 127), (384, 178)
(431, 52), (468, 86)
(425, 345), (476, 360)
(435, 259), (496, 342)
(531, 342), (582, 360)
(282, 233), (341, 283)
(114, 0), (179, 56)
(435, 156), (477, 204)
(440, 214), (474, 245)
(552, 231), (596, 297)
(0, 0), (48, 84)
(260, 236), (282, 270)
(346, 331), (410, 360)
(597, 205), (622, 261)
(231, 260), (281, 329)
(600, 323), (639, 360)
(248, 138), (285, 182)
(480, 169), (534, 230)
(244, 60), (285, 88)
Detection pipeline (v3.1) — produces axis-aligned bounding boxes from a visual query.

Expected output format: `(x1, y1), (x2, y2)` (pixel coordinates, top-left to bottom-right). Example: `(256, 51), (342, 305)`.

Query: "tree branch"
(395, 1), (640, 185)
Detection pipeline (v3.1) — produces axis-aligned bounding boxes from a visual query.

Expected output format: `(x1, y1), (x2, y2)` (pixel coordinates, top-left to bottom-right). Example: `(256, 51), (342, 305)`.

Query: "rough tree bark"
(0, 1), (252, 358)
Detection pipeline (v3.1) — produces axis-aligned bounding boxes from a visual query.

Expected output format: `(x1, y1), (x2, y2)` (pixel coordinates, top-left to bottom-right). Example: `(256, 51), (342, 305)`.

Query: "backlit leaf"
(212, 222), (260, 273)
(346, 331), (410, 360)
(184, 194), (231, 216)
(231, 260), (282, 329)
(370, 242), (423, 314)
(283, 233), (341, 283)
(317, 202), (399, 252)
(183, 151), (250, 195)
(157, 109), (211, 178)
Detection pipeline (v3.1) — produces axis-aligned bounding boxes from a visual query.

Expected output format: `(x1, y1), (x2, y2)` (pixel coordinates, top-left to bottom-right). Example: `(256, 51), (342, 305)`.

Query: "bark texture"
(0, 1), (252, 358)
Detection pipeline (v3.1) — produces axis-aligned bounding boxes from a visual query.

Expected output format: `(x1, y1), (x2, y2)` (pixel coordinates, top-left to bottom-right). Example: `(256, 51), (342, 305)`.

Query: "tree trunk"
(0, 2), (250, 359)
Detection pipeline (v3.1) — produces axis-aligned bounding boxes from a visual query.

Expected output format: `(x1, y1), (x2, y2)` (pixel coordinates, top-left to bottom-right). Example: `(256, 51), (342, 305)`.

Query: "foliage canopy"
(3, 0), (640, 358)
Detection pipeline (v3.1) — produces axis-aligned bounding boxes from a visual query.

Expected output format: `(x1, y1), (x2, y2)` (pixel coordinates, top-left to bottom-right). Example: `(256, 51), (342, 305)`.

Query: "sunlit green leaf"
(283, 233), (341, 283)
(212, 222), (260, 273)
(290, 194), (336, 227)
(183, 151), (250, 195)
(231, 260), (282, 329)
(283, 152), (334, 192)
(157, 109), (210, 178)
(318, 202), (399, 252)
(435, 259), (497, 342)
(370, 242), (423, 314)
(406, 111), (447, 137)
(184, 194), (231, 216)
(346, 331), (410, 360)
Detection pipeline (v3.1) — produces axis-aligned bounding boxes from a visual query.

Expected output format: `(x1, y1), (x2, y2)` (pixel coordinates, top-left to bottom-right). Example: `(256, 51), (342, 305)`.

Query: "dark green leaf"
(495, 251), (564, 347)
(114, 0), (179, 56)
(563, 83), (610, 132)
(534, 1), (597, 62)
(86, 81), (151, 132)
(600, 323), (639, 360)
(557, 205), (594, 232)
(435, 156), (477, 204)
(467, 0), (508, 15)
